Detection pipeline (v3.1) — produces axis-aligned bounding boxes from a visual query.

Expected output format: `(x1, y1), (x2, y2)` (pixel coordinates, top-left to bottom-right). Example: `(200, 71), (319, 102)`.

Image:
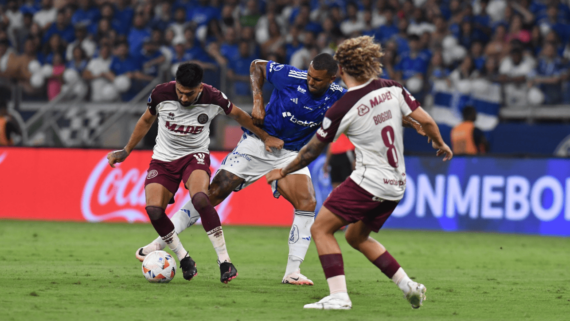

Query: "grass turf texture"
(0, 221), (568, 321)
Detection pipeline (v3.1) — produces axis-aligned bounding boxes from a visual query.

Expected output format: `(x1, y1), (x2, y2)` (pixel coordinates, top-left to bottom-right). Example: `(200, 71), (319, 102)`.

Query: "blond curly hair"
(334, 36), (384, 81)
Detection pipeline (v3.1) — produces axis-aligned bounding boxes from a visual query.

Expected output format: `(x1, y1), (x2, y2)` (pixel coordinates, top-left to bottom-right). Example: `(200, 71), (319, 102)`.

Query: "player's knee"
(296, 195), (317, 212)
(145, 206), (165, 221)
(191, 192), (211, 211)
(345, 231), (363, 249)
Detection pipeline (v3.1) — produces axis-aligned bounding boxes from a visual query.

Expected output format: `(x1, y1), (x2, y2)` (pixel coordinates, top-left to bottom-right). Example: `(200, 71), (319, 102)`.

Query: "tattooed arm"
(266, 136), (328, 183)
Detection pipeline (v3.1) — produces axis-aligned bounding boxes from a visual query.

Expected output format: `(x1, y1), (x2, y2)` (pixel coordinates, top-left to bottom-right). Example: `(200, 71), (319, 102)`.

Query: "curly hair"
(334, 36), (384, 81)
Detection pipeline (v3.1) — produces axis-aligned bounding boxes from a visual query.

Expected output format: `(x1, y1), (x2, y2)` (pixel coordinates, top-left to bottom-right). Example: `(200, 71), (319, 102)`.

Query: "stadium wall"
(0, 147), (569, 237)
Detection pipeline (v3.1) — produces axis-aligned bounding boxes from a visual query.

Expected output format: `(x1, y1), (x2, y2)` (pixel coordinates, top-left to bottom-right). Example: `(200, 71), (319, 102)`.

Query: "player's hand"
(264, 136), (284, 152)
(107, 149), (129, 168)
(266, 168), (285, 184)
(432, 141), (453, 161)
(252, 99), (265, 126)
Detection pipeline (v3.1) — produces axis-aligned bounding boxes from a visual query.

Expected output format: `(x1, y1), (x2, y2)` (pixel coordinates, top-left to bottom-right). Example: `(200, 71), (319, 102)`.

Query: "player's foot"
(404, 281), (427, 309)
(219, 261), (238, 284)
(282, 269), (314, 285)
(135, 247), (146, 262)
(303, 294), (352, 310)
(180, 254), (198, 281)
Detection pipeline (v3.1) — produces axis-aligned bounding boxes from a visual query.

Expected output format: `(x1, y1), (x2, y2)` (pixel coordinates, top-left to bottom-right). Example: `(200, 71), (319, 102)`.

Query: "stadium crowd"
(0, 0), (569, 107)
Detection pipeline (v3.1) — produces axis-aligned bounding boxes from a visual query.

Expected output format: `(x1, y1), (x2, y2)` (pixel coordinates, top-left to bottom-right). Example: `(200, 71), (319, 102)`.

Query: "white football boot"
(404, 281), (427, 309)
(282, 269), (314, 285)
(304, 294), (352, 310)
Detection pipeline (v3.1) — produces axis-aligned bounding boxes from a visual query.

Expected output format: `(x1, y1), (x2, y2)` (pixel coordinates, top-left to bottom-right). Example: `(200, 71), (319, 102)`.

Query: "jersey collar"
(347, 78), (374, 92)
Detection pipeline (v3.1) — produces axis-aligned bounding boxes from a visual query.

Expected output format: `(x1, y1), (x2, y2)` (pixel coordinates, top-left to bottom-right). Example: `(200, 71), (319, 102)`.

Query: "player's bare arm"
(107, 109), (157, 168)
(250, 59), (268, 126)
(266, 136), (327, 183)
(402, 115), (428, 139)
(409, 107), (453, 161)
(227, 104), (284, 152)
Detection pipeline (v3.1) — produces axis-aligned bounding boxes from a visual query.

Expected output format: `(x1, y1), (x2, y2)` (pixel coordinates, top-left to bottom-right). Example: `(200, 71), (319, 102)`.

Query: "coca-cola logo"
(81, 154), (232, 223)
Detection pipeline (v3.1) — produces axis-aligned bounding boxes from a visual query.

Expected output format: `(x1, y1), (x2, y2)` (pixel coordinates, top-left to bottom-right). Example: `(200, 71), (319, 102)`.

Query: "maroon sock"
(319, 254), (344, 279)
(146, 206), (174, 237)
(191, 192), (222, 232)
(372, 251), (401, 279)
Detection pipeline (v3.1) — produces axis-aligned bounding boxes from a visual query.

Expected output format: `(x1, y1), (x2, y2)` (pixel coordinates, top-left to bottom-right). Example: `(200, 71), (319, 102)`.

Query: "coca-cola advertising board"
(0, 147), (294, 225)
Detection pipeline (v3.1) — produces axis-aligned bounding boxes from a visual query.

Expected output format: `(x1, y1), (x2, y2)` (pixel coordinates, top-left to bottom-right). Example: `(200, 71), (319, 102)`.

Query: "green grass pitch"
(0, 220), (568, 321)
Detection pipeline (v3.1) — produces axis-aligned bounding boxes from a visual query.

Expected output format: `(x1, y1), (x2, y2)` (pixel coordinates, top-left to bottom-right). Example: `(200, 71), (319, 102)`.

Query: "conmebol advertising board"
(0, 148), (568, 236)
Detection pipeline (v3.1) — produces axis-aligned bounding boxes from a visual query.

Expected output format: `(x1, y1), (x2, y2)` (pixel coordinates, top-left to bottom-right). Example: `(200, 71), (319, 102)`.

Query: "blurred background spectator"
(0, 0), (569, 153)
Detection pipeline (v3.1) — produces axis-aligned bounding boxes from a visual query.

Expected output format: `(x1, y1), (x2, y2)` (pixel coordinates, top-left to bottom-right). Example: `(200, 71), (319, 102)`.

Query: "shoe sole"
(135, 248), (145, 262)
(282, 279), (314, 285)
(222, 272), (238, 284)
(409, 285), (427, 309)
(304, 304), (351, 310)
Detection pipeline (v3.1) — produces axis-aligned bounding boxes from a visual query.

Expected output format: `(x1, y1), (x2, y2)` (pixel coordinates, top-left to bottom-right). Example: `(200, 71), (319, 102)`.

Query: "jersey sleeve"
(209, 86), (233, 115)
(398, 86), (420, 116)
(147, 87), (160, 115)
(316, 101), (352, 143)
(265, 60), (304, 91)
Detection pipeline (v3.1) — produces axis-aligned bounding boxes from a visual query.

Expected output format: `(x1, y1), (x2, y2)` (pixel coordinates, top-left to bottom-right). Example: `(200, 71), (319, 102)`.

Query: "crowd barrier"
(1, 147), (568, 236)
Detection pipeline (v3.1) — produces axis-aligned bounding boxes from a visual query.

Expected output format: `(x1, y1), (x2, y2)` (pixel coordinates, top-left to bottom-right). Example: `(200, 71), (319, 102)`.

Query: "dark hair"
(176, 63), (203, 88)
(408, 34), (420, 42)
(311, 53), (338, 76)
(462, 106), (477, 121)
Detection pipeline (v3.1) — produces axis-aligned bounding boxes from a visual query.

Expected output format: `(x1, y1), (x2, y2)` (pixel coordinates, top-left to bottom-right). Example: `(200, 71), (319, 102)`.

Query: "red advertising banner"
(0, 147), (294, 226)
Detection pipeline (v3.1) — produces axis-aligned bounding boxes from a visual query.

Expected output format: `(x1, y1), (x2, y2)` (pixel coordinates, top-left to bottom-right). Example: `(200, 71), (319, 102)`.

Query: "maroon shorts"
(323, 177), (399, 232)
(144, 152), (211, 195)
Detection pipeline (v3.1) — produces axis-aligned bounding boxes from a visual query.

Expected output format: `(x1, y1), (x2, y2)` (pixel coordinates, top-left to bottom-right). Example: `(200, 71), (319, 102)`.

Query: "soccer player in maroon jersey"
(107, 63), (283, 283)
(267, 36), (453, 309)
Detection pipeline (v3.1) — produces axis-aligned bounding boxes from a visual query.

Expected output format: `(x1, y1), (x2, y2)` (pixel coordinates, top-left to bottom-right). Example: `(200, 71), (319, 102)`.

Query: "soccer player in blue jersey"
(136, 53), (346, 285)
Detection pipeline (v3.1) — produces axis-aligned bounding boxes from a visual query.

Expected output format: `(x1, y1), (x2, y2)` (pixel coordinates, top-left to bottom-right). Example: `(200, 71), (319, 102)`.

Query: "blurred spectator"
(391, 17), (410, 54)
(408, 7), (435, 36)
(378, 8), (398, 43)
(169, 7), (189, 39)
(450, 106), (489, 155)
(261, 20), (284, 58)
(0, 100), (21, 146)
(240, 0), (261, 28)
(428, 50), (449, 83)
(220, 27), (239, 62)
(290, 31), (315, 69)
(499, 47), (536, 107)
(43, 9), (75, 45)
(227, 41), (254, 97)
(39, 34), (65, 65)
(530, 42), (565, 105)
(151, 1), (173, 31)
(34, 0), (57, 30)
(3, 0), (24, 44)
(66, 24), (96, 60)
(47, 52), (64, 100)
(361, 11), (379, 39)
(67, 46), (88, 74)
(394, 35), (429, 82)
(128, 14), (151, 57)
(471, 41), (486, 71)
(83, 43), (112, 102)
(341, 2), (364, 36)
(505, 15), (531, 45)
(109, 41), (138, 81)
(485, 25), (509, 60)
(72, 0), (100, 30)
(14, 13), (35, 53)
(472, 0), (492, 43)
(114, 0), (134, 36)
(200, 19), (224, 45)
(138, 39), (165, 79)
(189, 0), (219, 29)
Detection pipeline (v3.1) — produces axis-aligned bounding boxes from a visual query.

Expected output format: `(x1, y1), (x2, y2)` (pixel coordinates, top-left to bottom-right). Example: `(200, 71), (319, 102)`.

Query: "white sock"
(207, 226), (230, 263)
(284, 210), (314, 277)
(142, 200), (200, 254)
(392, 267), (413, 293)
(327, 275), (348, 295)
(162, 230), (188, 261)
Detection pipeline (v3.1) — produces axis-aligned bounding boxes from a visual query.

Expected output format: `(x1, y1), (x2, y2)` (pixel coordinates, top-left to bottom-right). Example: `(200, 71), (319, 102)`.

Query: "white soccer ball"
(28, 60), (41, 73)
(41, 64), (54, 78)
(114, 75), (131, 93)
(142, 250), (176, 283)
(30, 72), (45, 88)
(528, 87), (545, 105)
(63, 68), (80, 84)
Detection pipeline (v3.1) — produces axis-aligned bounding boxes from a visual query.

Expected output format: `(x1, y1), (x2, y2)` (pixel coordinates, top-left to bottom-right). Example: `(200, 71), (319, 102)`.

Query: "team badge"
(323, 117), (331, 129)
(357, 104), (370, 116)
(289, 225), (299, 244)
(147, 169), (158, 179)
(198, 113), (209, 124)
(273, 64), (284, 71)
(147, 95), (152, 103)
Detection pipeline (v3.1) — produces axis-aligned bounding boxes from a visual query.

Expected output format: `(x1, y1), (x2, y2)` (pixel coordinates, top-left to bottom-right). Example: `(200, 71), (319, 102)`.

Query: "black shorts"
(329, 152), (353, 184)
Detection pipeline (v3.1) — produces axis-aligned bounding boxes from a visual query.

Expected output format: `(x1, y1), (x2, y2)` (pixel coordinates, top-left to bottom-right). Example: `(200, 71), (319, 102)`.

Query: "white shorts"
(217, 133), (311, 195)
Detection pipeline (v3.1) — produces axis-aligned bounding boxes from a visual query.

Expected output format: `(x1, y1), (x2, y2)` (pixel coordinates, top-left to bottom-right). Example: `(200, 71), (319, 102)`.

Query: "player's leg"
(186, 169), (239, 284)
(275, 173), (317, 285)
(144, 183), (197, 281)
(137, 170), (243, 259)
(344, 218), (426, 308)
(303, 206), (352, 309)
